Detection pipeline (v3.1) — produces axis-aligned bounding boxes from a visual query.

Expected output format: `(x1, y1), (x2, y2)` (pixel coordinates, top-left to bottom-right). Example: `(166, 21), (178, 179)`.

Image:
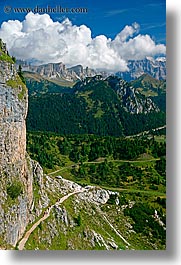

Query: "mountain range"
(17, 56), (166, 84)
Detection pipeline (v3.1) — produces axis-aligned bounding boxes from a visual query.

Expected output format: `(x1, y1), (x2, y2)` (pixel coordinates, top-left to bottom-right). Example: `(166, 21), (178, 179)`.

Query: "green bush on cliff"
(0, 50), (14, 63)
(7, 181), (23, 200)
(0, 40), (14, 63)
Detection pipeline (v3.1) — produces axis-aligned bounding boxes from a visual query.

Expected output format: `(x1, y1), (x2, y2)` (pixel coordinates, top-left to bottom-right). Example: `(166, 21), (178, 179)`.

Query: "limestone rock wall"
(0, 84), (27, 166)
(0, 41), (42, 248)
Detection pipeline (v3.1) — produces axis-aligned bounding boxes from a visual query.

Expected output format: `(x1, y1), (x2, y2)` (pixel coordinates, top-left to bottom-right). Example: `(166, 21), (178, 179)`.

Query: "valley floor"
(23, 132), (166, 250)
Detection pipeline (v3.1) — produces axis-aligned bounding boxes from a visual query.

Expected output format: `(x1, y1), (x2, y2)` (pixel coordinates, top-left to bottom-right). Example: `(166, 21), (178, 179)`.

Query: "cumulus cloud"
(0, 12), (166, 71)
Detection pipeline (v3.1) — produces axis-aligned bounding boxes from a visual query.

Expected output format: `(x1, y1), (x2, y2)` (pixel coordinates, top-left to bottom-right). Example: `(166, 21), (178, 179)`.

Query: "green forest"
(27, 131), (166, 189)
(26, 75), (166, 136)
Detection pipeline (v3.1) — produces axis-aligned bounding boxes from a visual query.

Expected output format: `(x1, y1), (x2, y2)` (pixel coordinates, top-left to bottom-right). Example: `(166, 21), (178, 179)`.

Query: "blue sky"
(0, 0), (166, 70)
(0, 0), (166, 44)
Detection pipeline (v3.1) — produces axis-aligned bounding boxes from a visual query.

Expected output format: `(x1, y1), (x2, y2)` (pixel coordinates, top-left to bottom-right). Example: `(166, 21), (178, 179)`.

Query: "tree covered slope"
(26, 75), (166, 136)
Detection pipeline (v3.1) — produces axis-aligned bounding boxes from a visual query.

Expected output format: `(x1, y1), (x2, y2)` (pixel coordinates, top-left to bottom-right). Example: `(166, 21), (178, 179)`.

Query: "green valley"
(25, 130), (166, 250)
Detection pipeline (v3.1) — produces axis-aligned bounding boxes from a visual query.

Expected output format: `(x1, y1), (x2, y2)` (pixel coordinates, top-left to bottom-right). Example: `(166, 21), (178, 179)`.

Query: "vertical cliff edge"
(0, 39), (42, 248)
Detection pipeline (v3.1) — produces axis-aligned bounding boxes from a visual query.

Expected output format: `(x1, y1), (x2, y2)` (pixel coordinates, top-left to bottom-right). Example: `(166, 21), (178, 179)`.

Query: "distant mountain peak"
(116, 57), (166, 81)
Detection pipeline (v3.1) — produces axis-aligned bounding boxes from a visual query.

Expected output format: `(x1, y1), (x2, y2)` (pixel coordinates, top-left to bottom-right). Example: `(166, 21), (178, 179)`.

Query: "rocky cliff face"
(0, 40), (43, 248)
(17, 61), (98, 82)
(107, 76), (159, 114)
(24, 62), (78, 81)
(116, 57), (166, 81)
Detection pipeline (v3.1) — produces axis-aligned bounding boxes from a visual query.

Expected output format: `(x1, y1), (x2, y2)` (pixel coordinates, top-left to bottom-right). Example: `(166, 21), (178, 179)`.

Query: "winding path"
(125, 125), (166, 138)
(48, 157), (160, 177)
(17, 188), (85, 250)
(48, 164), (76, 175)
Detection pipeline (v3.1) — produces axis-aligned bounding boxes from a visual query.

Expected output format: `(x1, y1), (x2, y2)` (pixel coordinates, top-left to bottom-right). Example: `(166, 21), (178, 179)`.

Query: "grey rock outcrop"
(78, 187), (109, 204)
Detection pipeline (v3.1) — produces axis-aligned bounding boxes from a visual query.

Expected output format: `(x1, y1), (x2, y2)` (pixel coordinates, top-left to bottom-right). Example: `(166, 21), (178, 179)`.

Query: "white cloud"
(0, 12), (166, 72)
(112, 33), (166, 61)
(114, 22), (140, 43)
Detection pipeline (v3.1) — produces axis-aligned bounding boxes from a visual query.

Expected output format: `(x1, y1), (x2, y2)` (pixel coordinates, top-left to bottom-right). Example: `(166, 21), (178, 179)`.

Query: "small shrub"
(149, 184), (158, 190)
(107, 194), (116, 205)
(7, 181), (23, 200)
(74, 214), (82, 226)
